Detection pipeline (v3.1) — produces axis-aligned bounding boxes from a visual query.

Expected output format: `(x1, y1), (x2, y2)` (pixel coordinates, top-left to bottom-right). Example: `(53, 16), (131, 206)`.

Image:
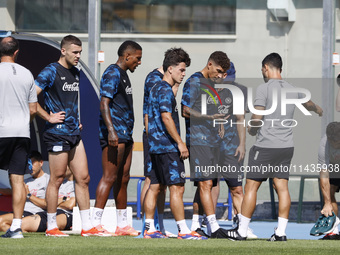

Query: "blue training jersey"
(99, 64), (134, 142)
(35, 62), (80, 136)
(148, 80), (180, 154)
(143, 69), (163, 131)
(218, 82), (248, 154)
(181, 72), (219, 147)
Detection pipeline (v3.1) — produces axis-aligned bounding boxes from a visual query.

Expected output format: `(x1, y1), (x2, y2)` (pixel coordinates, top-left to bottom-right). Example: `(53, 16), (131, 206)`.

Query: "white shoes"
(246, 227), (258, 239)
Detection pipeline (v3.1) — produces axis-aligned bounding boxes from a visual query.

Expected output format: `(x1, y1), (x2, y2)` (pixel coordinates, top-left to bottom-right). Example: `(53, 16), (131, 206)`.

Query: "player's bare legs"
(47, 152), (68, 213)
(241, 179), (262, 218)
(272, 178), (290, 219)
(330, 185), (339, 215)
(68, 141), (91, 211)
(169, 184), (185, 221)
(95, 143), (132, 209)
(198, 180), (214, 216)
(0, 213), (14, 232)
(21, 215), (42, 232)
(140, 177), (151, 214)
(9, 174), (26, 220)
(113, 143), (133, 210)
(144, 183), (163, 219)
(230, 186), (243, 214)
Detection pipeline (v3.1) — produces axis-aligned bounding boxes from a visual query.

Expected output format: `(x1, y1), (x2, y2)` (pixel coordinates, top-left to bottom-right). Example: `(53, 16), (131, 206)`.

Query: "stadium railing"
(128, 177), (233, 220)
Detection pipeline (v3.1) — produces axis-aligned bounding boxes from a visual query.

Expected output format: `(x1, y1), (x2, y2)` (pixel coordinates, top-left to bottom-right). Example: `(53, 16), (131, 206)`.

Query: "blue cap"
(224, 61), (236, 82)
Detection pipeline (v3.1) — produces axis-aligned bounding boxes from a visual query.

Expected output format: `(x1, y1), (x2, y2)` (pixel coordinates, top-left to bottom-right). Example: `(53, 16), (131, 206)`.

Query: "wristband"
(26, 193), (32, 199)
(62, 196), (67, 202)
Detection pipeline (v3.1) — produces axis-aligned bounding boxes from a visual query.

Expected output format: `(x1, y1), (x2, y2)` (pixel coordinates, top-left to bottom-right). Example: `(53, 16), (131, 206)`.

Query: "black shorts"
(246, 146), (294, 182)
(23, 211), (33, 217)
(0, 137), (30, 175)
(32, 209), (72, 232)
(57, 209), (73, 230)
(150, 152), (186, 186)
(330, 178), (340, 192)
(99, 137), (133, 150)
(43, 133), (81, 153)
(189, 145), (219, 182)
(143, 132), (152, 177)
(35, 211), (48, 232)
(219, 154), (243, 188)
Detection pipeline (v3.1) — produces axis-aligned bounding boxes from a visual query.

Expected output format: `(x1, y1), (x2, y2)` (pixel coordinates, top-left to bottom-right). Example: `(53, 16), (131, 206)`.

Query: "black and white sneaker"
(1, 228), (24, 239)
(267, 233), (287, 242)
(211, 228), (246, 240)
(194, 228), (210, 238)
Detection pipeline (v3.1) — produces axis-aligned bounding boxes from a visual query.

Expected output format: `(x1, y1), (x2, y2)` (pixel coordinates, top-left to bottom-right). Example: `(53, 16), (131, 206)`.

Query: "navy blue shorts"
(219, 154), (243, 188)
(99, 137), (133, 150)
(246, 146), (294, 182)
(0, 137), (30, 175)
(43, 133), (81, 153)
(189, 145), (219, 182)
(143, 132), (152, 177)
(150, 152), (186, 186)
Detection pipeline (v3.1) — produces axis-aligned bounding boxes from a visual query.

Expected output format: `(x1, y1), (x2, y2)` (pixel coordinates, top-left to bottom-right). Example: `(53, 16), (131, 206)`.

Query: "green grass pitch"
(0, 233), (339, 255)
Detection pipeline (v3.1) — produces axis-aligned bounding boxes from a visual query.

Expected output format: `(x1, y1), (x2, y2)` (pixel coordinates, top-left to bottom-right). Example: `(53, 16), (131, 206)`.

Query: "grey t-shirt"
(24, 173), (50, 214)
(318, 135), (340, 166)
(0, 62), (37, 138)
(254, 79), (300, 148)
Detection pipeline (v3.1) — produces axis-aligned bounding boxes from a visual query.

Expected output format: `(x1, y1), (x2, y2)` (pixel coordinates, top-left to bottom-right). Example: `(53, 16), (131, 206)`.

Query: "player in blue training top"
(91, 40), (142, 236)
(35, 35), (106, 237)
(213, 62), (258, 239)
(181, 51), (231, 238)
(143, 48), (205, 240)
(140, 66), (168, 235)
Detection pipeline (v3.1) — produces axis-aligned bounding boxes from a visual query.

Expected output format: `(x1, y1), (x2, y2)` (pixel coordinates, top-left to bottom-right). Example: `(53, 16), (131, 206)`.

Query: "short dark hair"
(0, 36), (19, 57)
(326, 122), (340, 142)
(163, 48), (191, 72)
(208, 51), (230, 72)
(60, 35), (82, 49)
(117, 40), (142, 56)
(30, 151), (43, 163)
(262, 52), (282, 70)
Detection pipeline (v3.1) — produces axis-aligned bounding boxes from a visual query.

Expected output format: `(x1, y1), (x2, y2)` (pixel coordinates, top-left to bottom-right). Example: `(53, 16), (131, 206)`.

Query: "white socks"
(275, 217), (288, 237)
(176, 219), (191, 234)
(117, 209), (128, 228)
(238, 214), (251, 237)
(10, 218), (22, 231)
(91, 207), (104, 227)
(191, 214), (201, 231)
(207, 214), (219, 233)
(47, 212), (58, 231)
(145, 219), (156, 232)
(80, 209), (93, 231)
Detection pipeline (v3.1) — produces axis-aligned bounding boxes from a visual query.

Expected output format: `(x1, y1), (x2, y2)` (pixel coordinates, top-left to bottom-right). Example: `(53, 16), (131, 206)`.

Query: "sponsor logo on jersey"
(207, 96), (217, 104)
(62, 82), (79, 92)
(218, 105), (230, 114)
(125, 86), (132, 94)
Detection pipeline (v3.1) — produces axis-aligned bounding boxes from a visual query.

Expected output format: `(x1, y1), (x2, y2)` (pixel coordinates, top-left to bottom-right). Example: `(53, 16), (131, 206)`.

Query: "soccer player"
(140, 66), (167, 235)
(0, 36), (37, 239)
(0, 151), (49, 234)
(144, 47), (205, 239)
(225, 52), (323, 241)
(35, 35), (104, 237)
(92, 40), (142, 236)
(319, 122), (340, 240)
(181, 51), (230, 238)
